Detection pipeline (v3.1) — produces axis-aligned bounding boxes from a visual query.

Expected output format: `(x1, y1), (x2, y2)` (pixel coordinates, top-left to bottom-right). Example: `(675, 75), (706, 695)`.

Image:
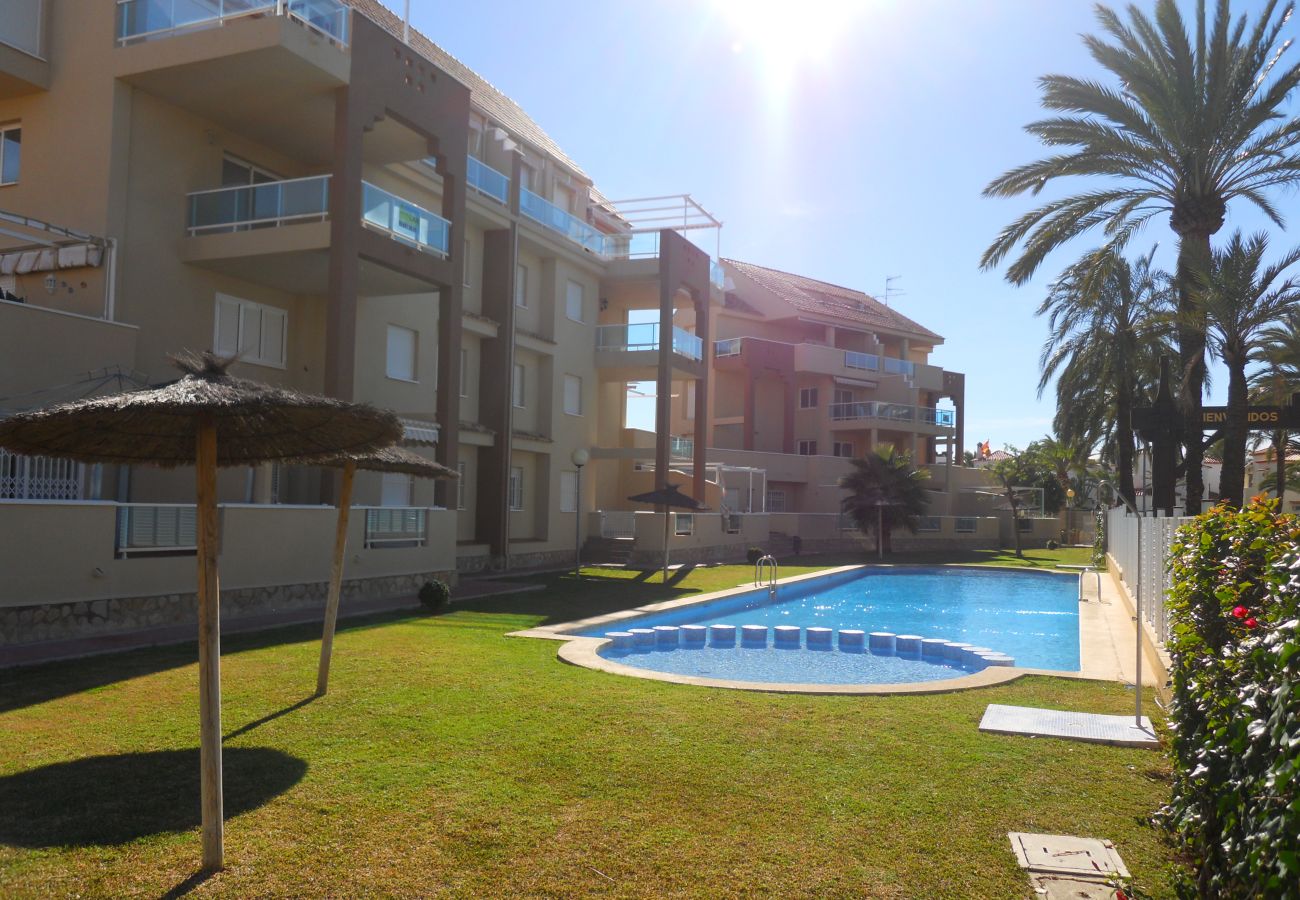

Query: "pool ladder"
(755, 554), (778, 599)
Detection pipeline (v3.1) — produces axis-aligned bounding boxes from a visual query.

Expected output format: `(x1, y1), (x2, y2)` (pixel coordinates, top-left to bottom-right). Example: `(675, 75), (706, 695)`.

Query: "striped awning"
(834, 376), (878, 389)
(400, 419), (439, 445)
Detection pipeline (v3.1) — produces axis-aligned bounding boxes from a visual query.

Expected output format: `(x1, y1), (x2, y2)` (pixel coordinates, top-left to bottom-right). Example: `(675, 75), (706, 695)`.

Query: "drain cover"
(1009, 833), (1129, 880)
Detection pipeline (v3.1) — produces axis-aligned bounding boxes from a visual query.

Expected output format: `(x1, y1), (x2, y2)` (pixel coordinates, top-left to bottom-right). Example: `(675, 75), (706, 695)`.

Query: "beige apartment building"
(0, 0), (976, 652)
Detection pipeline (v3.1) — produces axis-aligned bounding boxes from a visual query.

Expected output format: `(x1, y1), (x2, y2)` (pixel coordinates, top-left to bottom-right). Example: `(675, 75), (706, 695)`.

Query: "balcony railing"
(116, 0), (350, 47)
(115, 504), (198, 556)
(596, 323), (703, 361)
(670, 436), (694, 457)
(1, 0), (43, 58)
(361, 181), (450, 257)
(187, 174), (330, 234)
(710, 259), (725, 289)
(363, 507), (427, 548)
(844, 350), (879, 371)
(882, 356), (915, 377)
(520, 188), (610, 255)
(714, 337), (742, 358)
(467, 155), (509, 205)
(829, 401), (954, 427)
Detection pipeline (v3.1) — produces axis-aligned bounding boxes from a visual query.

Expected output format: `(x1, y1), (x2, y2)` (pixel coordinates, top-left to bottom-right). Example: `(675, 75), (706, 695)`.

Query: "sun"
(715, 0), (871, 65)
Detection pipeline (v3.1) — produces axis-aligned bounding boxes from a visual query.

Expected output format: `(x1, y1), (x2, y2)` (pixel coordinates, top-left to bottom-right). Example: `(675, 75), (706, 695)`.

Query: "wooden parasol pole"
(195, 413), (224, 871)
(316, 460), (356, 696)
(662, 502), (670, 583)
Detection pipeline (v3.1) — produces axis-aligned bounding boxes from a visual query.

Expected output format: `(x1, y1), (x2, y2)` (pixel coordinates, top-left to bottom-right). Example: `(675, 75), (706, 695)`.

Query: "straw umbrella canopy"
(0, 352), (401, 872)
(309, 446), (456, 697)
(627, 483), (706, 582)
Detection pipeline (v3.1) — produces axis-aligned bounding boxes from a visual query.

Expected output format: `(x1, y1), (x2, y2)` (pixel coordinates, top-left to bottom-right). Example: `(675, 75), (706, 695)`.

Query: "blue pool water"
(575, 567), (1079, 685)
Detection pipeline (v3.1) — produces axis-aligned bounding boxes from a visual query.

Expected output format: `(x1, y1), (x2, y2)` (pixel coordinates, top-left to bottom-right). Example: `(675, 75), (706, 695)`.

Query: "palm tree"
(1253, 308), (1300, 497)
(988, 446), (1052, 559)
(1200, 232), (1300, 506)
(981, 0), (1300, 515)
(839, 447), (930, 557)
(1037, 249), (1174, 507)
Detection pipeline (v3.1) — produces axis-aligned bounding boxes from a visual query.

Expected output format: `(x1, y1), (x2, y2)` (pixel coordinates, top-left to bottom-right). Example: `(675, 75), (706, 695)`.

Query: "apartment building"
(0, 0), (973, 652)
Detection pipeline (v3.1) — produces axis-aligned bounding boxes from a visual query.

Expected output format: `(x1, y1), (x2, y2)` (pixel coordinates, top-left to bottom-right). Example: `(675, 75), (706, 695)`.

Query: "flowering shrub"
(1163, 499), (1300, 898)
(1093, 509), (1106, 569)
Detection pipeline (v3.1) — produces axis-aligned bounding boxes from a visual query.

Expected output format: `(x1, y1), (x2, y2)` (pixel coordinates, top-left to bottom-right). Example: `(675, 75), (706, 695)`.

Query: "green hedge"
(1164, 499), (1300, 898)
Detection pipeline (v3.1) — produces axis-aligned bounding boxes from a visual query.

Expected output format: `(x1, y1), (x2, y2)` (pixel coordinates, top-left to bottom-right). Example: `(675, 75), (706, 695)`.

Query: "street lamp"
(571, 448), (589, 577)
(1066, 487), (1076, 546)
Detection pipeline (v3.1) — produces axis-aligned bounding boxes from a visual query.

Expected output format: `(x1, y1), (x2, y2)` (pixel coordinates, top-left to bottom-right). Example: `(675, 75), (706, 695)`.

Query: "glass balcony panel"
(710, 259), (725, 289)
(714, 338), (742, 358)
(286, 0), (348, 42)
(882, 357), (915, 376)
(187, 175), (330, 233)
(520, 188), (610, 255)
(844, 350), (879, 371)
(670, 436), (694, 457)
(467, 156), (509, 204)
(1, 0), (43, 58)
(361, 181), (450, 257)
(672, 326), (703, 361)
(117, 0), (348, 46)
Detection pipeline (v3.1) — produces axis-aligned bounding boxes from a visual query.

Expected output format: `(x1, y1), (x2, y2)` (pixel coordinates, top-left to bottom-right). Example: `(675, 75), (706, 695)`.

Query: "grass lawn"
(0, 560), (1175, 898)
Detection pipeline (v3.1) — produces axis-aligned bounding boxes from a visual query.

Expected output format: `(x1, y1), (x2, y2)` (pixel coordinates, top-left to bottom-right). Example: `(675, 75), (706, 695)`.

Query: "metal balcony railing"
(466, 155), (509, 205)
(187, 174), (330, 234)
(361, 181), (450, 257)
(363, 507), (427, 548)
(596, 323), (703, 361)
(117, 0), (349, 47)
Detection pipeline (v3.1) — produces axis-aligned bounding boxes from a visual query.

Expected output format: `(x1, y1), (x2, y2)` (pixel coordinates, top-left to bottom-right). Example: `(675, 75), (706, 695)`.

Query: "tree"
(981, 0), (1300, 515)
(1200, 232), (1300, 506)
(988, 446), (1053, 558)
(1253, 307), (1300, 498)
(839, 447), (930, 556)
(1037, 248), (1173, 507)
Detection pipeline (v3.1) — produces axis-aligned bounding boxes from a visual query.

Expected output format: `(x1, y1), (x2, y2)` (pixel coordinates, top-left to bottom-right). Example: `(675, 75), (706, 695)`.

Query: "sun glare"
(716, 0), (871, 65)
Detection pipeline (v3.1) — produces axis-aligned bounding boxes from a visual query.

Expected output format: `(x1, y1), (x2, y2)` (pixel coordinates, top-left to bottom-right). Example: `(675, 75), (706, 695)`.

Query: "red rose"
(1232, 605), (1248, 619)
(1245, 617), (1258, 629)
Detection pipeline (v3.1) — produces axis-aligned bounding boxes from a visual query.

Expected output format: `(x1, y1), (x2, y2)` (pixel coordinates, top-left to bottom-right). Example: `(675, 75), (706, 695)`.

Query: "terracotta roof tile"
(723, 259), (942, 342)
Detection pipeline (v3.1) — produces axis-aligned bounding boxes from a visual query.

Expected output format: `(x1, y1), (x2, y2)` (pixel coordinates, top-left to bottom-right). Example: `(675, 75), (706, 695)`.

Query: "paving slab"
(981, 704), (1159, 748)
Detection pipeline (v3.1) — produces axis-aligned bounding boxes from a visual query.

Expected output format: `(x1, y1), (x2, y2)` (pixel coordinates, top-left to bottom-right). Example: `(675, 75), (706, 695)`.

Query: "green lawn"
(0, 560), (1173, 898)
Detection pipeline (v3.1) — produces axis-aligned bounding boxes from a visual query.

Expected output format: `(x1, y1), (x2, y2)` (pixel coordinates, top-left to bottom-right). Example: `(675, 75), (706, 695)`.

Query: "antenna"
(884, 275), (905, 307)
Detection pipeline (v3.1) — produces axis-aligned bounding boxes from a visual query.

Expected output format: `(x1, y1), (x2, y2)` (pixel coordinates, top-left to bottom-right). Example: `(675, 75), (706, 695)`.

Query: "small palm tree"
(1200, 232), (1300, 506)
(839, 448), (930, 557)
(982, 0), (1300, 514)
(1253, 308), (1300, 497)
(1037, 248), (1173, 507)
(988, 446), (1051, 559)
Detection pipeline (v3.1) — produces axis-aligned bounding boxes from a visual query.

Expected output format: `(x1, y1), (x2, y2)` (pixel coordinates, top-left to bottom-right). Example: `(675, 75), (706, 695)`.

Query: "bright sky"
(398, 0), (1288, 451)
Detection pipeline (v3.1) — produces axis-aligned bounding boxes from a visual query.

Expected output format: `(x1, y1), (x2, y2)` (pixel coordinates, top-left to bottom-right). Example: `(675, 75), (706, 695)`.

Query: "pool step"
(603, 625), (1014, 669)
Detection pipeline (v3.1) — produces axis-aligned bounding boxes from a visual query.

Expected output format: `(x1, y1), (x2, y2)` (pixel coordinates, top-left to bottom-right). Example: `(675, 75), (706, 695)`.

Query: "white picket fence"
(1106, 507), (1195, 645)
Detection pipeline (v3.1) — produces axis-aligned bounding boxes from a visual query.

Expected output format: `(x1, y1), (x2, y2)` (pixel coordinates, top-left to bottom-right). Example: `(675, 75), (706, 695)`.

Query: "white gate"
(0, 449), (84, 500)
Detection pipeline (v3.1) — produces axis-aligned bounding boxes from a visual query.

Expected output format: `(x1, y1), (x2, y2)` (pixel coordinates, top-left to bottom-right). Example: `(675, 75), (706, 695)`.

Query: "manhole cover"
(1009, 832), (1129, 880)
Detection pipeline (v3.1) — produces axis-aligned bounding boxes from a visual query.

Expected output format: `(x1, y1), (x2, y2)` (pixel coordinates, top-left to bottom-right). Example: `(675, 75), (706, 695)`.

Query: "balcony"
(714, 338), (742, 358)
(828, 401), (955, 429)
(0, 0), (47, 97)
(520, 188), (610, 255)
(116, 0), (349, 47)
(466, 155), (509, 205)
(182, 176), (450, 293)
(670, 435), (694, 458)
(596, 323), (702, 360)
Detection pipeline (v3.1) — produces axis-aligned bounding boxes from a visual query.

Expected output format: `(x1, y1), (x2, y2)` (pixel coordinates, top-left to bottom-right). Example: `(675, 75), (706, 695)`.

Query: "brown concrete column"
(742, 373), (755, 451)
(691, 290), (710, 503)
(324, 86), (363, 402)
(433, 154), (466, 509)
(782, 377), (796, 454)
(477, 227), (517, 560)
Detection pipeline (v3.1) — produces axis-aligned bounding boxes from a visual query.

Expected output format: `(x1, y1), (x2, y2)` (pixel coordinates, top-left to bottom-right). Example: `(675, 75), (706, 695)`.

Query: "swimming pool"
(567, 567), (1079, 686)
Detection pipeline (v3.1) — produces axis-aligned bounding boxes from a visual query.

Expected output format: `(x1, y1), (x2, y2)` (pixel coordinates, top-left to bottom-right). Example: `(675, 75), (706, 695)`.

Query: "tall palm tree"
(1253, 308), (1300, 497)
(1037, 248), (1174, 507)
(981, 0), (1300, 515)
(1200, 232), (1300, 506)
(839, 447), (930, 556)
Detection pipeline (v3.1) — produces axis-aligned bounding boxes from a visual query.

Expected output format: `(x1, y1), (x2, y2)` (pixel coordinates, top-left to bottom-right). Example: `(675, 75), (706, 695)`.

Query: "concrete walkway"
(1071, 567), (1165, 688)
(0, 577), (544, 670)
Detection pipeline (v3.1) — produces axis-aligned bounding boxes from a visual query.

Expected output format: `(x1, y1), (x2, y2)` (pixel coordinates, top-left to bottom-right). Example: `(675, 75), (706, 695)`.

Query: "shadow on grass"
(0, 747), (307, 847)
(0, 607), (418, 716)
(224, 694), (317, 742)
(451, 569), (704, 626)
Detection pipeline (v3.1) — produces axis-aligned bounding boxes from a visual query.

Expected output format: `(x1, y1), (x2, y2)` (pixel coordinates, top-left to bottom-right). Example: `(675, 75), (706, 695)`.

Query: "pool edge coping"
(510, 564), (1094, 696)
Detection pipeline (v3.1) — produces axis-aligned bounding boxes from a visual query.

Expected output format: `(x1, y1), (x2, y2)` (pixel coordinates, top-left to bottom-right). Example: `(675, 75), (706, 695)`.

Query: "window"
(797, 440), (817, 456)
(508, 466), (524, 510)
(563, 374), (582, 416)
(799, 387), (818, 409)
(214, 294), (286, 368)
(0, 126), (20, 186)
(674, 513), (694, 535)
(385, 325), (418, 382)
(515, 263), (528, 308)
(917, 516), (941, 533)
(766, 489), (786, 513)
(512, 363), (526, 408)
(519, 162), (535, 192)
(955, 516), (977, 534)
(380, 472), (413, 507)
(833, 389), (853, 405)
(459, 348), (469, 397)
(725, 514), (741, 534)
(560, 470), (578, 513)
(566, 279), (584, 322)
(1017, 517), (1034, 533)
(833, 441), (854, 458)
(456, 461), (466, 510)
(463, 238), (472, 287)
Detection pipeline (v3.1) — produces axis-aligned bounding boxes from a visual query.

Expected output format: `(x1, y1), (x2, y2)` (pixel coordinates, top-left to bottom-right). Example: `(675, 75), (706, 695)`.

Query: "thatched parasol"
(627, 483), (706, 582)
(309, 446), (456, 697)
(0, 352), (401, 872)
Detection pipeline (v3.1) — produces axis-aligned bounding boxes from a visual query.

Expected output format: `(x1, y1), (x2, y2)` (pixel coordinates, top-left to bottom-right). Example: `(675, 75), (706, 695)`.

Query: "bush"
(1092, 509), (1106, 569)
(1163, 499), (1300, 897)
(418, 579), (450, 613)
(1046, 539), (1059, 550)
(746, 546), (766, 565)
